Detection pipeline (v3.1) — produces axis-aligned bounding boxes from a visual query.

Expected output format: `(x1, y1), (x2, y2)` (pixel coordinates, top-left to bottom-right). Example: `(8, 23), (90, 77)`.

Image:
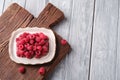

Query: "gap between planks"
(88, 0), (96, 80)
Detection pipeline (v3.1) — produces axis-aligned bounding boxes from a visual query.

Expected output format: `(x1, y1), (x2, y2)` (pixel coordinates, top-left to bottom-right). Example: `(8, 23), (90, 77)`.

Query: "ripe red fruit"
(27, 45), (33, 50)
(37, 46), (42, 51)
(17, 50), (24, 57)
(16, 32), (49, 59)
(18, 66), (26, 74)
(18, 44), (24, 50)
(61, 39), (67, 45)
(35, 37), (41, 42)
(39, 39), (45, 45)
(38, 67), (46, 75)
(29, 39), (34, 44)
(35, 51), (41, 58)
(24, 52), (32, 59)
(42, 46), (48, 52)
(33, 46), (37, 51)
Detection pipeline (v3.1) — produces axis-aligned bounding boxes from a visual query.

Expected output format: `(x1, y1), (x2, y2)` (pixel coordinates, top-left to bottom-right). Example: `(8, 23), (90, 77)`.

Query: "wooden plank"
(115, 1), (120, 80)
(90, 0), (119, 80)
(0, 0), (5, 16)
(0, 3), (71, 80)
(66, 0), (95, 80)
(47, 0), (73, 80)
(0, 3), (33, 80)
(25, 0), (45, 17)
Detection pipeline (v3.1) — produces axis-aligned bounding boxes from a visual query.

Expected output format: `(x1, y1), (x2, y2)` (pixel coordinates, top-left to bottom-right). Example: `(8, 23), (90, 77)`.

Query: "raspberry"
(27, 45), (33, 50)
(18, 44), (24, 50)
(16, 38), (20, 42)
(29, 39), (34, 44)
(23, 32), (29, 37)
(41, 50), (47, 56)
(29, 34), (35, 39)
(45, 42), (49, 47)
(35, 51), (41, 58)
(39, 33), (45, 39)
(39, 40), (45, 45)
(20, 39), (25, 44)
(24, 38), (30, 43)
(16, 32), (49, 59)
(61, 39), (67, 45)
(42, 46), (48, 52)
(18, 66), (26, 74)
(29, 51), (35, 58)
(33, 46), (37, 51)
(36, 37), (41, 42)
(44, 35), (48, 40)
(17, 50), (24, 57)
(24, 52), (32, 59)
(38, 67), (46, 75)
(37, 46), (42, 51)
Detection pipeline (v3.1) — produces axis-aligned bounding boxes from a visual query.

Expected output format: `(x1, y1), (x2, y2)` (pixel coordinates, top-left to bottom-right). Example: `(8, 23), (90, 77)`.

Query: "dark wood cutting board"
(0, 3), (71, 80)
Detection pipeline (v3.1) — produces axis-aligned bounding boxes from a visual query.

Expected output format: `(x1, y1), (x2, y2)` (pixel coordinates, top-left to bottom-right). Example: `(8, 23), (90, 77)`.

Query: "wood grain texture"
(66, 0), (95, 80)
(90, 0), (119, 80)
(116, 2), (120, 79)
(0, 3), (71, 80)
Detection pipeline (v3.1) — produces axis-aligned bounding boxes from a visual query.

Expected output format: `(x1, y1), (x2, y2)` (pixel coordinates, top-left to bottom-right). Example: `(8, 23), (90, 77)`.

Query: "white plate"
(9, 27), (56, 65)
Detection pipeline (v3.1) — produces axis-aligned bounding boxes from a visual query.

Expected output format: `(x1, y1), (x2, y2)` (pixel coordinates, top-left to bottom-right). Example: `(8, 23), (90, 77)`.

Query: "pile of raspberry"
(16, 32), (49, 59)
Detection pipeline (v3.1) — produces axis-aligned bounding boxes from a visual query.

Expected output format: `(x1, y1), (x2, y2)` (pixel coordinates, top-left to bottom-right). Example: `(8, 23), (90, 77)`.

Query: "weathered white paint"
(0, 0), (5, 15)
(47, 0), (95, 80)
(116, 1), (120, 80)
(3, 0), (26, 12)
(25, 0), (45, 18)
(66, 0), (94, 80)
(90, 0), (119, 80)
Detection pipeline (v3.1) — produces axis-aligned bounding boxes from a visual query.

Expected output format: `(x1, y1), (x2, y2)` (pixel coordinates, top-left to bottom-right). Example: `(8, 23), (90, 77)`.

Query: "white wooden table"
(0, 0), (119, 80)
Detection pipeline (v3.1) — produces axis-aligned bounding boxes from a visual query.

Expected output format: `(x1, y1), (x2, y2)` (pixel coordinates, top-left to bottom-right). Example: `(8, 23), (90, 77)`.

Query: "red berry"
(18, 44), (24, 50)
(29, 51), (35, 58)
(17, 50), (24, 57)
(39, 40), (45, 45)
(36, 37), (41, 42)
(20, 39), (25, 44)
(42, 46), (48, 52)
(24, 38), (30, 43)
(27, 45), (33, 50)
(23, 32), (29, 37)
(24, 52), (32, 59)
(61, 39), (67, 45)
(41, 50), (47, 56)
(45, 42), (49, 47)
(29, 34), (35, 39)
(39, 33), (45, 39)
(29, 39), (34, 44)
(37, 46), (42, 51)
(35, 51), (41, 58)
(18, 66), (26, 74)
(38, 67), (45, 75)
(16, 32), (49, 59)
(33, 46), (37, 51)
(16, 38), (20, 42)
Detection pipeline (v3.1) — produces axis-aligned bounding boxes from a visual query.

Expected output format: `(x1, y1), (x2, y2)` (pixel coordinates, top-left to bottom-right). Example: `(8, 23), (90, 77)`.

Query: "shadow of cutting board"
(0, 3), (71, 80)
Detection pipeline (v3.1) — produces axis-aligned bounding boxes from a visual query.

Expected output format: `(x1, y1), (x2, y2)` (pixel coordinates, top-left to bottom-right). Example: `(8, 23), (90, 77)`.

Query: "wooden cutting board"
(0, 3), (71, 80)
